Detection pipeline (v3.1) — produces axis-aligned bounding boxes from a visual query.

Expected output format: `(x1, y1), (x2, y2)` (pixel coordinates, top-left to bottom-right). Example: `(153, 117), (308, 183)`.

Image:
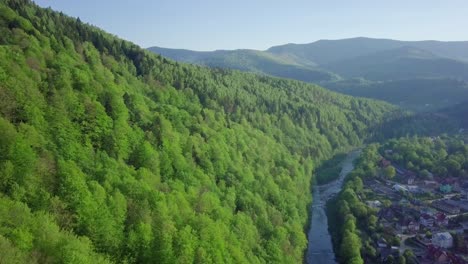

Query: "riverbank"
(306, 150), (361, 264)
(315, 153), (348, 185)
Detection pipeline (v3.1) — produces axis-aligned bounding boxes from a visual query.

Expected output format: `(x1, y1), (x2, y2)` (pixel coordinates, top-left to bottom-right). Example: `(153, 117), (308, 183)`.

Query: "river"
(306, 150), (361, 264)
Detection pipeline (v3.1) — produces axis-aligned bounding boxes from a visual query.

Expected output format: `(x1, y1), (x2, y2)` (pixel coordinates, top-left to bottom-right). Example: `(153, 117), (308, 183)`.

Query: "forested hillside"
(148, 47), (340, 83)
(324, 78), (468, 112)
(150, 38), (468, 112)
(0, 1), (397, 263)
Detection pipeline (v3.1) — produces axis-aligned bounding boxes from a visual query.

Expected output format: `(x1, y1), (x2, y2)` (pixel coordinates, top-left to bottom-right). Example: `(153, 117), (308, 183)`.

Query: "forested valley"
(0, 1), (407, 263)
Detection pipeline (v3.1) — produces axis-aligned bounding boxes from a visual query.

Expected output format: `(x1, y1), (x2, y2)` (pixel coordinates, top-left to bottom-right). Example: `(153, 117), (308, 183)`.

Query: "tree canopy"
(0, 0), (399, 263)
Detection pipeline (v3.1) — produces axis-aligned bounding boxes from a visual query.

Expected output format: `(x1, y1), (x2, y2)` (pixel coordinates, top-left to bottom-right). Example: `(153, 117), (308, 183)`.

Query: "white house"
(432, 232), (453, 249)
(420, 214), (434, 227)
(366, 200), (382, 208)
(393, 184), (408, 192)
(406, 185), (420, 193)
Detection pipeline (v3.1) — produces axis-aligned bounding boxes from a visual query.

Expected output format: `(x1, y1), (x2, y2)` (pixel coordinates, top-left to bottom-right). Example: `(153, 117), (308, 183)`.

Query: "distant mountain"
(146, 47), (210, 62)
(149, 38), (468, 82)
(324, 46), (468, 80)
(148, 47), (340, 82)
(267, 37), (468, 65)
(149, 37), (468, 111)
(267, 37), (405, 65)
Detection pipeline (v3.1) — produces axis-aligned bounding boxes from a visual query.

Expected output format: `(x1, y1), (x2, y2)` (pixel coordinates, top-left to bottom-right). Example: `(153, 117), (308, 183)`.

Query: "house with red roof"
(434, 212), (449, 227)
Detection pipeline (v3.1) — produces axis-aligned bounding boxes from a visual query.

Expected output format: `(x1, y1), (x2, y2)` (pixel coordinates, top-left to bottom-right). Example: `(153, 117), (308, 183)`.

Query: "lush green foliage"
(314, 153), (347, 185)
(328, 145), (402, 264)
(382, 136), (468, 178)
(327, 146), (380, 264)
(371, 110), (462, 141)
(0, 1), (397, 263)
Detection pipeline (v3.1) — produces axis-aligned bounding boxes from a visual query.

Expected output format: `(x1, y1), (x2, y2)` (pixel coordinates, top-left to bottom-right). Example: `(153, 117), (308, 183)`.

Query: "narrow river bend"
(306, 150), (361, 264)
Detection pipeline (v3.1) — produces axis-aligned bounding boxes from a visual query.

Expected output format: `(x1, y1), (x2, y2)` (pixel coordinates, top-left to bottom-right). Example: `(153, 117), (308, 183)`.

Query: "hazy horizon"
(150, 36), (468, 52)
(34, 0), (468, 51)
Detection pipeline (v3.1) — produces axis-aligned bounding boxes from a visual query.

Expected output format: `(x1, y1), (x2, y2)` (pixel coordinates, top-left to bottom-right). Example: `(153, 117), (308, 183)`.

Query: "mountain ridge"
(148, 46), (340, 83)
(324, 46), (468, 80)
(267, 37), (468, 63)
(149, 37), (468, 111)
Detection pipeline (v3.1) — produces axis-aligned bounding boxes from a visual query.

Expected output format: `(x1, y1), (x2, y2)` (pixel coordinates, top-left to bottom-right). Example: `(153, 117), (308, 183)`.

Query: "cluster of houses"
(390, 166), (468, 200)
(363, 156), (468, 263)
(421, 245), (467, 264)
(378, 158), (468, 208)
(377, 206), (456, 235)
(372, 199), (468, 262)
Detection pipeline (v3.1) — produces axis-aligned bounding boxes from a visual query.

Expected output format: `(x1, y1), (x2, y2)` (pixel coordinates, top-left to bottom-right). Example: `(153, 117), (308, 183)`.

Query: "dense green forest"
(370, 109), (463, 141)
(0, 1), (400, 263)
(323, 78), (468, 112)
(382, 136), (468, 178)
(327, 145), (380, 264)
(314, 153), (347, 185)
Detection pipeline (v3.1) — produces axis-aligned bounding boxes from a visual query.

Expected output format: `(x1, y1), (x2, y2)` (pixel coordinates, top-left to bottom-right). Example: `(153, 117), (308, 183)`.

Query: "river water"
(306, 150), (361, 264)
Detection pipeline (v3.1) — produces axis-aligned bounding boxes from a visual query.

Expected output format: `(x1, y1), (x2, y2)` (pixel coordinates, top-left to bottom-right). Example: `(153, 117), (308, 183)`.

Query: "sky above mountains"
(34, 0), (468, 51)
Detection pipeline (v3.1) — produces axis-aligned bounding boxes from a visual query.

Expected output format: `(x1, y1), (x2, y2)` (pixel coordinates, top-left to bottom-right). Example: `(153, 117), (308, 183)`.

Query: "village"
(361, 153), (468, 264)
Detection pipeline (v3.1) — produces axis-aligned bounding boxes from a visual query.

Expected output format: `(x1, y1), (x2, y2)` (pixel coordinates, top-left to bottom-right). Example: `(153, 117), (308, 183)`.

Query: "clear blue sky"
(34, 0), (468, 51)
